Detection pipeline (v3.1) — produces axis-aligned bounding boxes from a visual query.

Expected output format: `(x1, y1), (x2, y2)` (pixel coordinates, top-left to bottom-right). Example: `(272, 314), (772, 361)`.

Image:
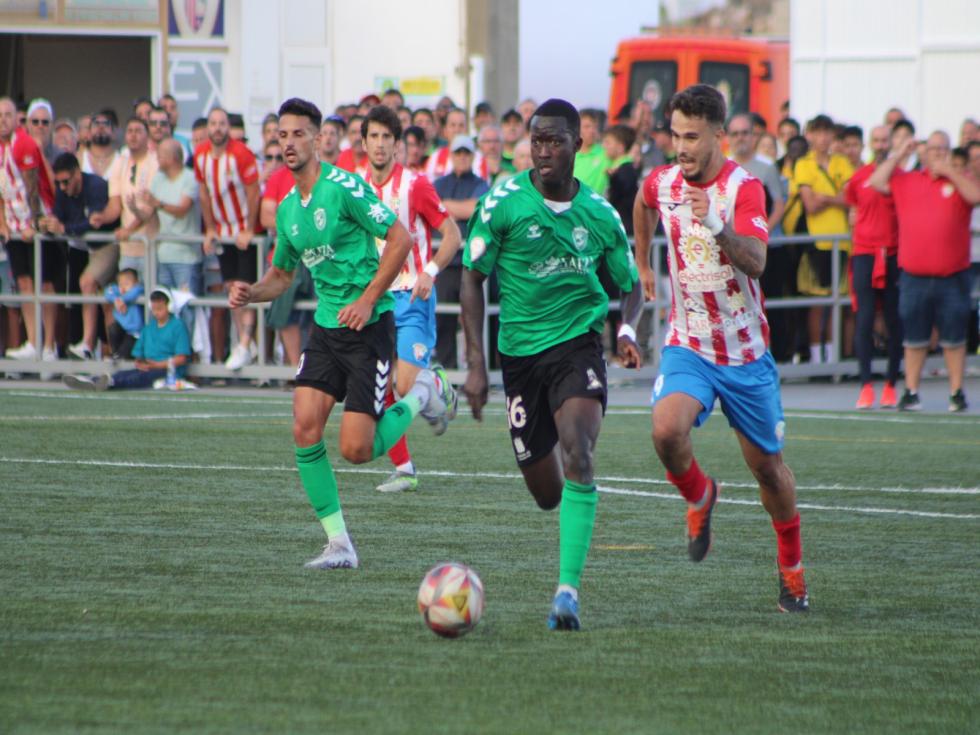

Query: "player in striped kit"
(195, 107), (261, 371)
(357, 105), (462, 493)
(631, 84), (809, 612)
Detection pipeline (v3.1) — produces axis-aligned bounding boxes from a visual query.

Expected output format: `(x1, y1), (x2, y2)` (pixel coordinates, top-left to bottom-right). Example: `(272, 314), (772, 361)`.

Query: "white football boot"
(304, 535), (359, 569)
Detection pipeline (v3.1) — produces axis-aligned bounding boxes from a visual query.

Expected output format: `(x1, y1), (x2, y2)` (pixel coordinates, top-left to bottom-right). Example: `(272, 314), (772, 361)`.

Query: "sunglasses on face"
(728, 130), (752, 137)
(265, 154), (283, 162)
(149, 120), (169, 127)
(31, 118), (51, 126)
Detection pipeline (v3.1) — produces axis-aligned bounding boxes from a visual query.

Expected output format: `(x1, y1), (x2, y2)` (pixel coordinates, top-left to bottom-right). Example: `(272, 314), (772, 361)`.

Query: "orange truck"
(608, 35), (789, 130)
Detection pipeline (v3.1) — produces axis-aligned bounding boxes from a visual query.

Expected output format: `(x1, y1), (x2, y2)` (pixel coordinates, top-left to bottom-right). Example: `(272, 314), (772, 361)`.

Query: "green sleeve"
(601, 206), (639, 292)
(463, 197), (506, 275)
(272, 205), (299, 272)
(342, 175), (397, 238)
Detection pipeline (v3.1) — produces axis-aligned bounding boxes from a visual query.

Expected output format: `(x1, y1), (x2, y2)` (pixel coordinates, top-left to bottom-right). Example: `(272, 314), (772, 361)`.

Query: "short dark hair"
(277, 97), (322, 129)
(603, 123), (636, 151)
(227, 113), (245, 129)
(842, 125), (863, 141)
(382, 87), (403, 101)
(148, 105), (169, 119)
(474, 101), (494, 116)
(132, 96), (153, 110)
(404, 125), (426, 144)
(892, 118), (916, 136)
(531, 98), (581, 136)
(119, 267), (139, 281)
(125, 115), (148, 132)
(807, 114), (835, 132)
(159, 93), (176, 104)
(53, 152), (80, 174)
(951, 146), (968, 163)
(580, 107), (602, 125)
(750, 112), (768, 130)
(95, 108), (118, 128)
(778, 116), (800, 133)
(500, 108), (523, 124)
(262, 112), (279, 126)
(413, 107), (434, 123)
(666, 84), (726, 127)
(361, 104), (402, 141)
(191, 117), (207, 131)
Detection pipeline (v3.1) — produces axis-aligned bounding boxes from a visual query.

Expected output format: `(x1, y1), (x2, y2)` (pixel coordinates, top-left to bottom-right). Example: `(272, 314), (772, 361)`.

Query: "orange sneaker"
(855, 383), (875, 410)
(879, 382), (898, 409)
(686, 478), (718, 562)
(777, 565), (809, 613)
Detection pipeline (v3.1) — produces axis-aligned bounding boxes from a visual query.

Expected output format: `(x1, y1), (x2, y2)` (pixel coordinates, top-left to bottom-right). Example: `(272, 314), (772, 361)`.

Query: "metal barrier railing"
(0, 230), (977, 385)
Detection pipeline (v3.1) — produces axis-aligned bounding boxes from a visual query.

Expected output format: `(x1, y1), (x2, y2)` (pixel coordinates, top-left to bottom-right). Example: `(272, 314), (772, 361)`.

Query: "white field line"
(2, 457), (977, 520)
(3, 390), (978, 426)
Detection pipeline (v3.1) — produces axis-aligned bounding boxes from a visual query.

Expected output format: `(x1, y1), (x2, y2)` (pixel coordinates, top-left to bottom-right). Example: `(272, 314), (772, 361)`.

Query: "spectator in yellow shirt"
(795, 114), (854, 363)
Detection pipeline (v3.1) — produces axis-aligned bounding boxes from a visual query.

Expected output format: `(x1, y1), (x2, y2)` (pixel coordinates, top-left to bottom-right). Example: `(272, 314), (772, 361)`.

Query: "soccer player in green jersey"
(228, 98), (457, 569)
(460, 99), (644, 630)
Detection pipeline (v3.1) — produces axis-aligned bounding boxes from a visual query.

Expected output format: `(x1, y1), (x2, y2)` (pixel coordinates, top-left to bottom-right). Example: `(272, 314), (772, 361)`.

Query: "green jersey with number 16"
(273, 162), (398, 329)
(463, 170), (638, 356)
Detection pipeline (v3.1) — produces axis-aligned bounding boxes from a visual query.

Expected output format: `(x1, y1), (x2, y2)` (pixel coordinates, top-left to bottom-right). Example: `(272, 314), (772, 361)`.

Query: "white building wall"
(791, 0), (980, 138)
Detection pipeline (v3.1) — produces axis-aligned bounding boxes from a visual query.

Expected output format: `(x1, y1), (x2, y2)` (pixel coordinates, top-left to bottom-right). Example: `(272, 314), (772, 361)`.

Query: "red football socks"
(667, 458), (708, 505)
(773, 514), (802, 569)
(384, 387), (411, 466)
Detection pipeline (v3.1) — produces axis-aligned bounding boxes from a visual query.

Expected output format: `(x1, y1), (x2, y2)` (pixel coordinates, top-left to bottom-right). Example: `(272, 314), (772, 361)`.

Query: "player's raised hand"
(462, 363), (488, 421)
(228, 281), (252, 308)
(337, 296), (372, 331)
(617, 335), (642, 369)
(682, 185), (710, 219)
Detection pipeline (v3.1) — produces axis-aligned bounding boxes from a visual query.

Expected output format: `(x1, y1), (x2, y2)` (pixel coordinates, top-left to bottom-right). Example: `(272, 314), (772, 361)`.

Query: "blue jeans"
(110, 367), (166, 389)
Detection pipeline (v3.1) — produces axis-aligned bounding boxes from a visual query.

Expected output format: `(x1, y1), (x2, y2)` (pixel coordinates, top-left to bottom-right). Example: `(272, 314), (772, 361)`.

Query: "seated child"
(63, 286), (192, 391)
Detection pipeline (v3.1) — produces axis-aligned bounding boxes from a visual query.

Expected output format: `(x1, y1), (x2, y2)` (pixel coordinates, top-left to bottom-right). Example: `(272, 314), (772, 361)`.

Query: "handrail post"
(32, 232), (42, 352)
(830, 233), (842, 377)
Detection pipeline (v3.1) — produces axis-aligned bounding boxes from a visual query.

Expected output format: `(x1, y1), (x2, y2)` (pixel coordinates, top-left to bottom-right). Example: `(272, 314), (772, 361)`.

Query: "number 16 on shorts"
(507, 395), (532, 463)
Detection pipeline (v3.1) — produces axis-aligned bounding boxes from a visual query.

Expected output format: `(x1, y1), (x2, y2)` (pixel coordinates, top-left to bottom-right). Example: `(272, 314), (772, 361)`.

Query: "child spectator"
(104, 268), (143, 359)
(63, 286), (191, 391)
(601, 124), (639, 234)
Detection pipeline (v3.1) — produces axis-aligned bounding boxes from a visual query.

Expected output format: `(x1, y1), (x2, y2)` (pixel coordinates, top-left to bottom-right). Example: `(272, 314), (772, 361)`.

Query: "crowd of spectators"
(0, 89), (977, 409)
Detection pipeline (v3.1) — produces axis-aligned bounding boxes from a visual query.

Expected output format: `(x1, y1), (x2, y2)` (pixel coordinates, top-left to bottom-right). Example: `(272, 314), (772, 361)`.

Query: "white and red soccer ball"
(417, 562), (484, 638)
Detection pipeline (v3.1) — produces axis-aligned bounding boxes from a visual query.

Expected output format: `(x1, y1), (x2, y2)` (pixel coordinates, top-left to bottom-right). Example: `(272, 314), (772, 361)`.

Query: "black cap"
(501, 108), (523, 123)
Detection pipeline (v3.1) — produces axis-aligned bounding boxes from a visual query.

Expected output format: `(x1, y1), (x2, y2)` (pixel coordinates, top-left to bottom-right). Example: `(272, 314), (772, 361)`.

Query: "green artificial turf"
(1, 389), (977, 734)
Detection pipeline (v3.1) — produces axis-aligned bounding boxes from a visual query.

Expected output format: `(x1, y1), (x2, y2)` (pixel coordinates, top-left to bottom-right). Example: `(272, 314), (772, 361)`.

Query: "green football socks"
(558, 479), (598, 588)
(371, 394), (421, 459)
(295, 441), (346, 537)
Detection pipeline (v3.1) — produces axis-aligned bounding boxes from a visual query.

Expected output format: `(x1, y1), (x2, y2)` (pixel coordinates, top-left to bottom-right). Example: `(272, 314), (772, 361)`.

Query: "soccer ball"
(417, 562), (484, 638)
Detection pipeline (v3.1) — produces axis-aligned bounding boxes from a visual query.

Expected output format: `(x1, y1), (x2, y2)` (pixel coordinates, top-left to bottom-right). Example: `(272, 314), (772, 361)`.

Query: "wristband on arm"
(423, 261), (440, 279)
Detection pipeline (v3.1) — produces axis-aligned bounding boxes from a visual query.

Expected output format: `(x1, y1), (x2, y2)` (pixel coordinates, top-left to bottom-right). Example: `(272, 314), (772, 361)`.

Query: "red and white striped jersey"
(193, 138), (259, 237)
(424, 146), (484, 181)
(642, 159), (770, 366)
(0, 127), (54, 231)
(357, 162), (449, 291)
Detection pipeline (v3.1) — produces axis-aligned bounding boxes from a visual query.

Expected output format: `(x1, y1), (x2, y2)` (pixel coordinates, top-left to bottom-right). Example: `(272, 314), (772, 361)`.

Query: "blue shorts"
(899, 270), (970, 348)
(392, 289), (437, 368)
(652, 346), (786, 454)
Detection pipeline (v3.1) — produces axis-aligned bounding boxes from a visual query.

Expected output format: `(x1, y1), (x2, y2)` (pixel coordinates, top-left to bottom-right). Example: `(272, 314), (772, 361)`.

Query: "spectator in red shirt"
(845, 124), (902, 409)
(870, 131), (980, 412)
(335, 114), (366, 172)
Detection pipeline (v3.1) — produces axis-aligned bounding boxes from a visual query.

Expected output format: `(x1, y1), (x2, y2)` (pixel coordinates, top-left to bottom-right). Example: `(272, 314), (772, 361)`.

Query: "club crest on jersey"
(413, 342), (428, 362)
(314, 207), (326, 231)
(678, 222), (733, 293)
(469, 236), (487, 262)
(527, 224), (542, 239)
(572, 226), (589, 251)
(291, 224), (299, 237)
